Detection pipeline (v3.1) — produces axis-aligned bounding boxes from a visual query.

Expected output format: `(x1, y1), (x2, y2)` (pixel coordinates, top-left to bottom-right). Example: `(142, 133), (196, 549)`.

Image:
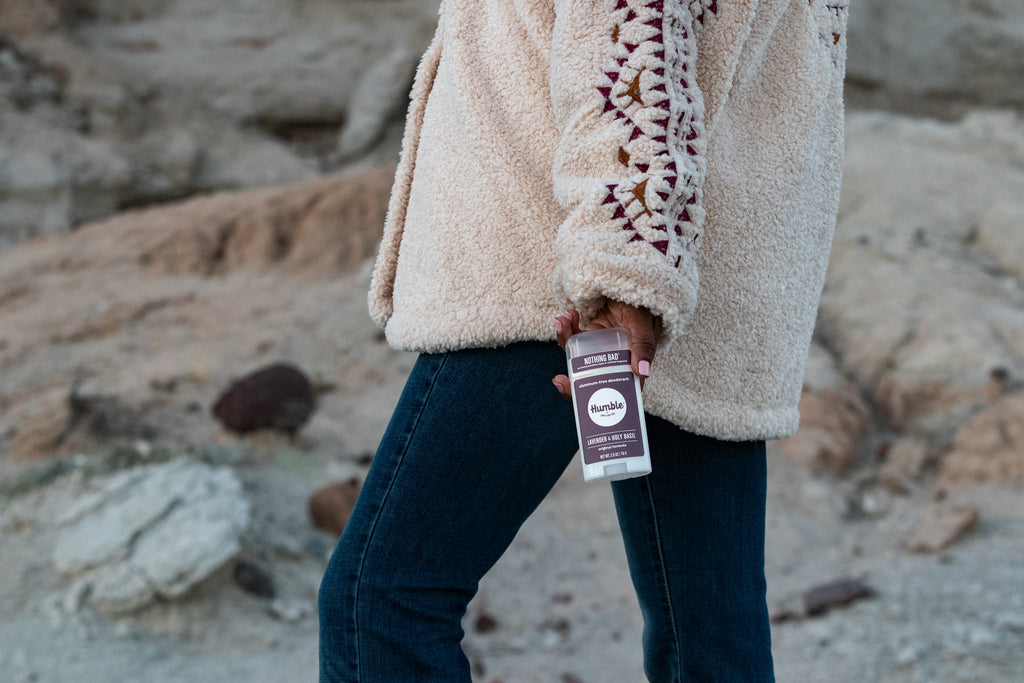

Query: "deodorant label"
(570, 349), (630, 374)
(571, 351), (645, 465)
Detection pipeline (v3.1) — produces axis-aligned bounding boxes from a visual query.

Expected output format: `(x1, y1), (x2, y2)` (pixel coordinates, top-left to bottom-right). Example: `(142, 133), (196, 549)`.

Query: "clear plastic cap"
(565, 327), (631, 361)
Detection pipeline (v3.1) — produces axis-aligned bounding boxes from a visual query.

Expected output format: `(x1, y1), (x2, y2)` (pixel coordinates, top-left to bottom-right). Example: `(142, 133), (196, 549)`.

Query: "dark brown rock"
(473, 611), (499, 634)
(212, 363), (315, 435)
(309, 478), (362, 537)
(772, 576), (877, 623)
(550, 591), (574, 605)
(233, 559), (275, 599)
(802, 577), (875, 617)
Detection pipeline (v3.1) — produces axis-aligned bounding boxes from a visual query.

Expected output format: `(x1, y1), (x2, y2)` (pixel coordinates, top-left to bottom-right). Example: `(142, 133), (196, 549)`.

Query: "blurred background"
(1, 1), (1022, 681)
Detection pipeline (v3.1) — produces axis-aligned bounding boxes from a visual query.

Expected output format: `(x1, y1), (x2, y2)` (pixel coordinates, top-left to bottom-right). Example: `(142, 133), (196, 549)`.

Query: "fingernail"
(555, 319), (563, 333)
(552, 378), (563, 391)
(638, 360), (651, 377)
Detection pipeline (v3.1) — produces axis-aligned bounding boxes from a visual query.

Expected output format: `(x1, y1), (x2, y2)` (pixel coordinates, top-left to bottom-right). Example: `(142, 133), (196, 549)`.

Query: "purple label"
(572, 371), (644, 465)
(570, 350), (632, 374)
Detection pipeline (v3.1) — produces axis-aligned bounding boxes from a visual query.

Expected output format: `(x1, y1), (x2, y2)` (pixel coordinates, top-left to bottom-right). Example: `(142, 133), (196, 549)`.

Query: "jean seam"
(350, 352), (450, 682)
(642, 474), (682, 683)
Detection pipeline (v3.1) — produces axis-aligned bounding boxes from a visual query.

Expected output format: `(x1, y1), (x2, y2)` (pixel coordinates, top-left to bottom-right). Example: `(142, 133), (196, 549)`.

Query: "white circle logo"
(587, 388), (627, 427)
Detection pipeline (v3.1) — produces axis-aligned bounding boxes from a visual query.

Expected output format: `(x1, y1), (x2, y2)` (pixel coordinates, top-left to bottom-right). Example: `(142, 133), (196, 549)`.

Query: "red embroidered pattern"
(597, 0), (715, 268)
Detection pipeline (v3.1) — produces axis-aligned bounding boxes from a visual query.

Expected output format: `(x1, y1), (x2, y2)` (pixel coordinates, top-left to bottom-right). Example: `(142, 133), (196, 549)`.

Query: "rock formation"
(0, 164), (397, 467)
(0, 0), (439, 248)
(777, 110), (1024, 489)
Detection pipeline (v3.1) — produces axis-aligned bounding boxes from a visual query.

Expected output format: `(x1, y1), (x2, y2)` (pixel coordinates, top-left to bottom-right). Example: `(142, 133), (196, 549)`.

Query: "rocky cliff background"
(1, 1), (1023, 682)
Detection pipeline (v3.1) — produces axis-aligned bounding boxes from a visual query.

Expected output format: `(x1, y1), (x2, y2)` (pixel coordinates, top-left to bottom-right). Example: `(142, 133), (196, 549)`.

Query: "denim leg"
(318, 342), (578, 682)
(611, 416), (774, 682)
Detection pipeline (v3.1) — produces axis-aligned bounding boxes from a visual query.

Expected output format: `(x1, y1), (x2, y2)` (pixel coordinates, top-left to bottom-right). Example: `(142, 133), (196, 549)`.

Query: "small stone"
(859, 489), (891, 518)
(539, 615), (571, 649)
(543, 616), (571, 635)
(550, 591), (574, 605)
(474, 611), (499, 634)
(269, 599), (310, 623)
(906, 503), (978, 553)
(212, 363), (316, 435)
(802, 577), (875, 616)
(308, 478), (361, 536)
(769, 609), (799, 624)
(896, 642), (927, 667)
(995, 612), (1024, 633)
(233, 560), (276, 599)
(113, 621), (138, 640)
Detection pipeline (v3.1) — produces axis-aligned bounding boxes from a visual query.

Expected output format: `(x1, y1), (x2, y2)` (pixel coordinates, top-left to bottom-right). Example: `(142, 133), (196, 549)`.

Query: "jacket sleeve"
(550, 0), (713, 341)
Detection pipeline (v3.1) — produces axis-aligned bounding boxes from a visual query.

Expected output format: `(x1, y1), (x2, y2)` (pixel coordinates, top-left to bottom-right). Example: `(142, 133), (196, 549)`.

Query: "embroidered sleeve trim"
(598, 0), (716, 268)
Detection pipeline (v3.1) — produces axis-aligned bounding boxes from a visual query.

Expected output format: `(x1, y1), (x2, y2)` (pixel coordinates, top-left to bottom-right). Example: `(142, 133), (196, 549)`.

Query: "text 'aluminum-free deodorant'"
(566, 328), (651, 482)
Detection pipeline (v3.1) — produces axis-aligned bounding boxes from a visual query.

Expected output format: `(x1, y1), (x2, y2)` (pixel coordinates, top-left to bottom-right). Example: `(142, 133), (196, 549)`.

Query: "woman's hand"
(551, 300), (661, 400)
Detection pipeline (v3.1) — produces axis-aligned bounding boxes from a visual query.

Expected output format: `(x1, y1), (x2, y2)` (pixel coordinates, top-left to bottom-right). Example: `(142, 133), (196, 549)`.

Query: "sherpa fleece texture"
(369, 0), (848, 441)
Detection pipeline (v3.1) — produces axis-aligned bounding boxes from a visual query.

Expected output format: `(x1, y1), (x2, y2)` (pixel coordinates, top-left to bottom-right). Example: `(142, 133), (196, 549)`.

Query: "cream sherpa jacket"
(369, 0), (848, 441)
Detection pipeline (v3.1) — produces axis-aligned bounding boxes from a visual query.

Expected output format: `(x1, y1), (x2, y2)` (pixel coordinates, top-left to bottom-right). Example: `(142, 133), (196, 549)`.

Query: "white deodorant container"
(566, 328), (652, 482)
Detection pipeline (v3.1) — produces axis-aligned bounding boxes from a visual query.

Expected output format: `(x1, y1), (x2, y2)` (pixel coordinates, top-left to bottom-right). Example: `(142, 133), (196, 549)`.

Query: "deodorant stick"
(566, 327), (652, 482)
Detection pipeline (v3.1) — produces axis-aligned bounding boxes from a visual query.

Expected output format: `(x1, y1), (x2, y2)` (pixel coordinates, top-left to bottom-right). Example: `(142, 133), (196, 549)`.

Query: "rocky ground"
(2, 1), (1024, 681)
(1, 110), (1023, 682)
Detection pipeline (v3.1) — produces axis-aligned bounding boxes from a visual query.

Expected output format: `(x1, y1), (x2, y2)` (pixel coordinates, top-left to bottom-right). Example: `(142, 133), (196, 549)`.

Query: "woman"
(320, 0), (848, 680)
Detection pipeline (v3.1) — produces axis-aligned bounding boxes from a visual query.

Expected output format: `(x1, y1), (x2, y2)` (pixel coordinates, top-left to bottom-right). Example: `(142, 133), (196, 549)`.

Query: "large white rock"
(52, 459), (250, 614)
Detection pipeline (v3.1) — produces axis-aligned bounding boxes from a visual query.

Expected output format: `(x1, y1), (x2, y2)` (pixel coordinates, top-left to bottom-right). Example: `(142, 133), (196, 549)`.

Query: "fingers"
(554, 309), (583, 350)
(552, 374), (572, 400)
(631, 319), (657, 377)
(601, 301), (658, 386)
(631, 326), (656, 390)
(566, 308), (580, 330)
(554, 310), (581, 399)
(553, 304), (656, 394)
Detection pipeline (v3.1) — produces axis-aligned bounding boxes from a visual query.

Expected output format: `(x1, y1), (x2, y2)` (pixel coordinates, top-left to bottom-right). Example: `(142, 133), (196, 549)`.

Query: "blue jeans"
(319, 342), (774, 681)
